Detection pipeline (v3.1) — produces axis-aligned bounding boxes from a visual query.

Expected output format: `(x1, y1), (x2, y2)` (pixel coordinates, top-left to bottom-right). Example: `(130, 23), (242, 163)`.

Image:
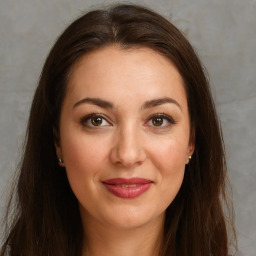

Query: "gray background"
(0, 0), (255, 255)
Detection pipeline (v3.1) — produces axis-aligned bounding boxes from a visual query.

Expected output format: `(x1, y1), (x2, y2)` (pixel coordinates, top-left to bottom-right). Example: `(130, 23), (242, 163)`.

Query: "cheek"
(60, 135), (111, 215)
(150, 139), (187, 201)
(62, 134), (107, 171)
(60, 134), (109, 196)
(151, 138), (188, 173)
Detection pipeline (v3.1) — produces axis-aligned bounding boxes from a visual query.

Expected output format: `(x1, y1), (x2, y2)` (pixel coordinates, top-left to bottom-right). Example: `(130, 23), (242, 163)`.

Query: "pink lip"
(102, 178), (153, 199)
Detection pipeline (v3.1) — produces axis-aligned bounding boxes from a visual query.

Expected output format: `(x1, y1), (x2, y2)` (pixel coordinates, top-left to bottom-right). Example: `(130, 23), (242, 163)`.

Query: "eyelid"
(79, 112), (176, 128)
(80, 113), (112, 127)
(146, 113), (176, 127)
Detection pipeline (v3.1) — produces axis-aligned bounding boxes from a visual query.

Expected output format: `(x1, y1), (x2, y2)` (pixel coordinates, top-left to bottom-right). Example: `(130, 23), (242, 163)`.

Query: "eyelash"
(80, 112), (176, 128)
(80, 113), (111, 128)
(147, 112), (176, 126)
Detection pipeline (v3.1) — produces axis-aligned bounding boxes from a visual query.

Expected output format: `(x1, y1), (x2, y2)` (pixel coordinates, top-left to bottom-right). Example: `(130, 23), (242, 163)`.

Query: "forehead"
(65, 45), (187, 109)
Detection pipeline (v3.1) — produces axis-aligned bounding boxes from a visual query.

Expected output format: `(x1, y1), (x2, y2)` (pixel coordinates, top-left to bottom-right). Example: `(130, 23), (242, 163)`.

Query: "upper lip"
(102, 177), (152, 185)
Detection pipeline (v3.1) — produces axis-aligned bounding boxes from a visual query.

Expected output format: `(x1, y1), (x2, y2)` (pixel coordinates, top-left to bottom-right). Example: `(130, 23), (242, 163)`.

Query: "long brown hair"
(1, 4), (236, 256)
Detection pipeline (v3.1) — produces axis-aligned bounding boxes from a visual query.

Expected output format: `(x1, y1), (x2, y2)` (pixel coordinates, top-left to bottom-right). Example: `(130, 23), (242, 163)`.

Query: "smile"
(102, 178), (153, 199)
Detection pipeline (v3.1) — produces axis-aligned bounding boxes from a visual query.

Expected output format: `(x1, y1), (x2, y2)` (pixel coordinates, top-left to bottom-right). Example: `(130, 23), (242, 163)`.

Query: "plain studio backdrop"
(0, 0), (255, 255)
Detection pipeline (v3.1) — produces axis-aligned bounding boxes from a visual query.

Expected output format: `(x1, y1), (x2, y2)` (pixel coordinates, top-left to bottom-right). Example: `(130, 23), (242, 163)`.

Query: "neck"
(81, 214), (164, 256)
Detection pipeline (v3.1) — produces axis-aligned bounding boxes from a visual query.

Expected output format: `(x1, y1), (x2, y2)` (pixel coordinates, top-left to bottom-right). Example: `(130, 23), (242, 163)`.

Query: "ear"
(185, 129), (195, 164)
(53, 127), (65, 167)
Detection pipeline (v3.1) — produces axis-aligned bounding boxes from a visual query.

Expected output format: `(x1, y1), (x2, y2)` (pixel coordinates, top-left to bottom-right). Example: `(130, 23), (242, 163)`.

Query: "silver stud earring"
(58, 158), (64, 164)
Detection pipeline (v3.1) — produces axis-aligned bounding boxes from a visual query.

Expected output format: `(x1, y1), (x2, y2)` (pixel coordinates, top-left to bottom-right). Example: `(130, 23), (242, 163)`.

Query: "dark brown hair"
(1, 4), (236, 256)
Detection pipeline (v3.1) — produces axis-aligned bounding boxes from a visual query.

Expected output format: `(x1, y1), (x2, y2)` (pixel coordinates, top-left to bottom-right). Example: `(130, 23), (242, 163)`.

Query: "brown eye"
(147, 114), (176, 128)
(152, 117), (164, 126)
(91, 116), (103, 126)
(80, 114), (110, 128)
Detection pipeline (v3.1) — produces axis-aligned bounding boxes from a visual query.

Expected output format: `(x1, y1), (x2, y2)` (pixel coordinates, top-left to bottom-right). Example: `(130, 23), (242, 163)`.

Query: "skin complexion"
(55, 45), (194, 256)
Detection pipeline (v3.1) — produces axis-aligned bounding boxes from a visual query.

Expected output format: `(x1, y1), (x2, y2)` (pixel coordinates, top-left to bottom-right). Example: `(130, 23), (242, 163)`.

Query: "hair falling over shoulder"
(0, 4), (237, 256)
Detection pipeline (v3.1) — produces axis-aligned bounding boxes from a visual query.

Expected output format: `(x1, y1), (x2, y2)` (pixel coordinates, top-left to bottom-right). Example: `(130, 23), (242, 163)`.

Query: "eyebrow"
(142, 97), (182, 111)
(73, 96), (181, 111)
(73, 97), (114, 109)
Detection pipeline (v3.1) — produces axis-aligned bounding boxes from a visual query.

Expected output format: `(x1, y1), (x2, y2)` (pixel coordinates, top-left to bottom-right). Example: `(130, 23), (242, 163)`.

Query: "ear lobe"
(53, 127), (62, 158)
(189, 128), (195, 155)
(53, 128), (65, 166)
(185, 129), (195, 164)
(188, 141), (195, 157)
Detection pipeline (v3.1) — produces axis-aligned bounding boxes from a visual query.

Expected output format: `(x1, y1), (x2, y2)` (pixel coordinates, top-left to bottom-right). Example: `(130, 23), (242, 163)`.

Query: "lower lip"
(103, 183), (152, 199)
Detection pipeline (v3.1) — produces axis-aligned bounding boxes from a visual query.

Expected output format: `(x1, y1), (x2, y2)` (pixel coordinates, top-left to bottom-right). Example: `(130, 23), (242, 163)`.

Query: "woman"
(0, 4), (236, 256)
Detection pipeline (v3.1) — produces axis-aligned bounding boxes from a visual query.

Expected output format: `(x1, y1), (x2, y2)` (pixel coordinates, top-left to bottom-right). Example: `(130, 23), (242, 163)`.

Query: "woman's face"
(55, 46), (194, 230)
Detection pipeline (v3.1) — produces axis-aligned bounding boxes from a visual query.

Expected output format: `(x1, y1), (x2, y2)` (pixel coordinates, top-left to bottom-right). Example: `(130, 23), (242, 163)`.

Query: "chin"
(100, 205), (165, 230)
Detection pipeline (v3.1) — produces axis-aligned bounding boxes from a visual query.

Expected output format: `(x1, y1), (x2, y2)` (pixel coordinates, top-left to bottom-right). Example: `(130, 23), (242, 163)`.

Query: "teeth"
(116, 184), (137, 188)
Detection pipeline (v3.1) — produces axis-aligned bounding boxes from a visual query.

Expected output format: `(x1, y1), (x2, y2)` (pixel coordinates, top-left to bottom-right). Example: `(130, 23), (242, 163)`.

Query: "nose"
(109, 125), (147, 168)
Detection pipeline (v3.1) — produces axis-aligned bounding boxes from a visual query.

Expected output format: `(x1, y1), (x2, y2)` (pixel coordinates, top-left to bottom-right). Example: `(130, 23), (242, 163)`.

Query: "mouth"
(102, 178), (153, 199)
